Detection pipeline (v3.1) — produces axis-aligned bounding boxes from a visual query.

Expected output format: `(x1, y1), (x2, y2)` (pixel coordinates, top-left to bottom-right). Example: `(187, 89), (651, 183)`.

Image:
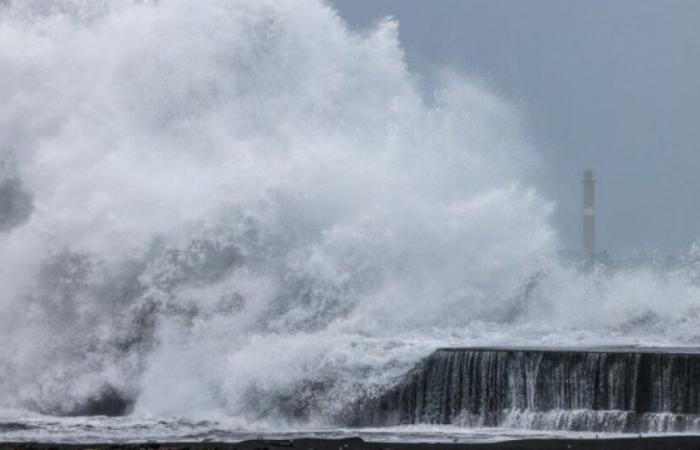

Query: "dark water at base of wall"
(6, 435), (700, 450)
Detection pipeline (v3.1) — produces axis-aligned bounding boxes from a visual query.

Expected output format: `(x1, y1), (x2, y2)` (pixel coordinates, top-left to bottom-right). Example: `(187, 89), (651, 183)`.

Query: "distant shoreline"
(4, 436), (700, 450)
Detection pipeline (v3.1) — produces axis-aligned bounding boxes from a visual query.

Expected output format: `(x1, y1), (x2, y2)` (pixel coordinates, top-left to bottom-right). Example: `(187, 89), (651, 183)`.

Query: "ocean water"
(2, 0), (700, 443)
(0, 414), (653, 444)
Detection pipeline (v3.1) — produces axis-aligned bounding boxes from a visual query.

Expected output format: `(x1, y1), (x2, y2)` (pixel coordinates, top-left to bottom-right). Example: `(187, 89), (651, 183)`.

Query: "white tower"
(582, 170), (595, 262)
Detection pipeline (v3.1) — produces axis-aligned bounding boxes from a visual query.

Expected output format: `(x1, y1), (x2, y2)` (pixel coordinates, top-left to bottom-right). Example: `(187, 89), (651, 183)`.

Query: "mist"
(1, 0), (700, 437)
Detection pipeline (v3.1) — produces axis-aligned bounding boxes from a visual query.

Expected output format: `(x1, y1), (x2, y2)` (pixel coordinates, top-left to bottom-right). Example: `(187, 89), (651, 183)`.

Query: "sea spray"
(0, 0), (700, 430)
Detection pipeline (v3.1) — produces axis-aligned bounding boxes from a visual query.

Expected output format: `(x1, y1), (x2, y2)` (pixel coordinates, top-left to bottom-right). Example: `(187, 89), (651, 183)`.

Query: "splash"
(0, 0), (699, 429)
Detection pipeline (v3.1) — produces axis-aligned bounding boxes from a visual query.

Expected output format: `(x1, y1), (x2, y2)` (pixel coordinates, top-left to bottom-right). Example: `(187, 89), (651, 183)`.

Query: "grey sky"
(331, 0), (700, 255)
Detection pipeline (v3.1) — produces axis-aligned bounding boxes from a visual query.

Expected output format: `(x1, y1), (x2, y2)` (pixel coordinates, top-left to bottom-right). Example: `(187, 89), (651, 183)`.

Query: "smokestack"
(582, 170), (595, 262)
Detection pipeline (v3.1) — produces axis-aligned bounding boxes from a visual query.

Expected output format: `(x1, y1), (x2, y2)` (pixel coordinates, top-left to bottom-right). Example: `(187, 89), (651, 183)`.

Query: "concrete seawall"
(354, 347), (700, 432)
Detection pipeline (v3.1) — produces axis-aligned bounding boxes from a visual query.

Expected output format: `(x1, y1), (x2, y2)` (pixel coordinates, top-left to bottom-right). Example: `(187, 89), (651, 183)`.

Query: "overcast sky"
(332, 0), (700, 255)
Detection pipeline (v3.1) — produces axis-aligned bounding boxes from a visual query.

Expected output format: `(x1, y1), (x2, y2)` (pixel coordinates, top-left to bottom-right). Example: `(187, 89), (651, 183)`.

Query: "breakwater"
(356, 347), (700, 432)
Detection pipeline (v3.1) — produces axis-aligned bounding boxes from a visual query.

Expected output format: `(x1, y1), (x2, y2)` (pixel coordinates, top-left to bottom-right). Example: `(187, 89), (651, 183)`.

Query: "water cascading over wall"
(355, 348), (700, 432)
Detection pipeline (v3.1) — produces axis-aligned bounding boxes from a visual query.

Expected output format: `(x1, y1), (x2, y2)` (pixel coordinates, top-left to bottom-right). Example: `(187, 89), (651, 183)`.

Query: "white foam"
(0, 0), (699, 432)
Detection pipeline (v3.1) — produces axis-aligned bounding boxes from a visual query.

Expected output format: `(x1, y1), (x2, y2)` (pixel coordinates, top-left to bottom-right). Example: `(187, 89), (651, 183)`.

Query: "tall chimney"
(582, 170), (595, 262)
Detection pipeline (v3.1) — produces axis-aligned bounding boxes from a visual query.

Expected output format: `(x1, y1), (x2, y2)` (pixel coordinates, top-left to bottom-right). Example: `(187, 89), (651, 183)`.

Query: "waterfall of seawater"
(2, 0), (700, 437)
(357, 348), (700, 432)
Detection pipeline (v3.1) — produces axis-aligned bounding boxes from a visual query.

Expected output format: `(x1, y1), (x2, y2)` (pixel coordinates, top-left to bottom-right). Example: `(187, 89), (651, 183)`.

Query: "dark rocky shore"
(4, 436), (700, 450)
